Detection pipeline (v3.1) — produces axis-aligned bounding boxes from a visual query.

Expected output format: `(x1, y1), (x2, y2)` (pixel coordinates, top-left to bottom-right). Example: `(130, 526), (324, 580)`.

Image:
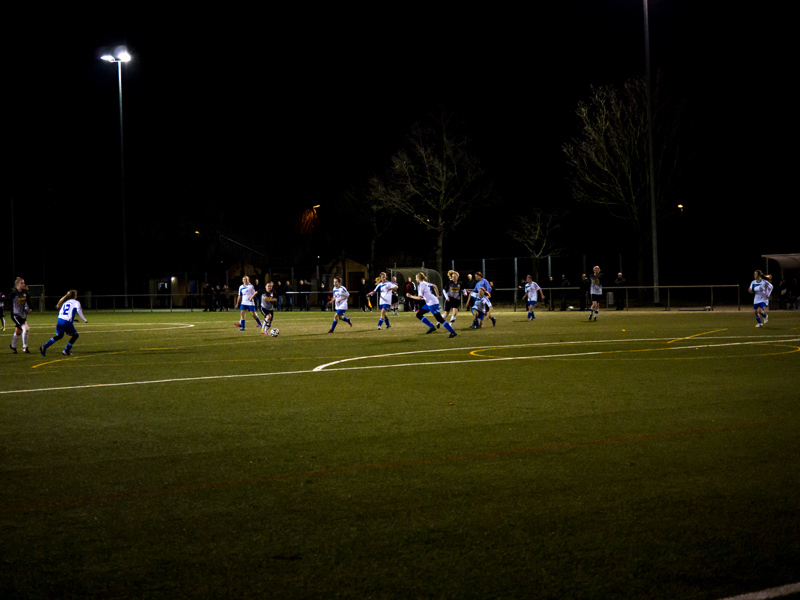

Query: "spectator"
(285, 280), (294, 311)
(405, 277), (418, 312)
(391, 276), (400, 315)
(614, 272), (626, 310)
(579, 274), (590, 311)
(275, 281), (284, 311)
(319, 282), (327, 311)
(202, 283), (213, 311)
(464, 274), (475, 310)
(360, 278), (371, 312)
(222, 285), (231, 311)
(560, 274), (571, 311)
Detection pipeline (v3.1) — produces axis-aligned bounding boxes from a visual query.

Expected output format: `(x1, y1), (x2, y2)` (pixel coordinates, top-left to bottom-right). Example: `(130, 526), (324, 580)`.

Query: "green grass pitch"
(2, 307), (799, 599)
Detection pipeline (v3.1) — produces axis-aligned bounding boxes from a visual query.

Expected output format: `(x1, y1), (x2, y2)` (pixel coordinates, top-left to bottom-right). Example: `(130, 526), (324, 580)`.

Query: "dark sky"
(5, 3), (795, 293)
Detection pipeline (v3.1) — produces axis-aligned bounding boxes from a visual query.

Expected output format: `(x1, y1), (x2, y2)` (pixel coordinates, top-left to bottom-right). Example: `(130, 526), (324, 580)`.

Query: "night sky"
(6, 3), (795, 295)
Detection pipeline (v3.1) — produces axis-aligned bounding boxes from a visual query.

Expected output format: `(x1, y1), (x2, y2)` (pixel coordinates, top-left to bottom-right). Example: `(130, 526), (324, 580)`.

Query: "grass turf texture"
(1, 309), (799, 599)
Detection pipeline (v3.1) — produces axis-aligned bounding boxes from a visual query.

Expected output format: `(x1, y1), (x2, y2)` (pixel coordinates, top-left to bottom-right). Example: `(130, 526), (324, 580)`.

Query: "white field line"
(717, 581), (800, 600)
(312, 335), (800, 371)
(12, 323), (196, 334)
(2, 336), (798, 396)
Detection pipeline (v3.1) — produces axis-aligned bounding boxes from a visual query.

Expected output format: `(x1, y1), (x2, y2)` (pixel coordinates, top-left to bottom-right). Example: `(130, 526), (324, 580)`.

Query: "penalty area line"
(717, 582), (800, 600)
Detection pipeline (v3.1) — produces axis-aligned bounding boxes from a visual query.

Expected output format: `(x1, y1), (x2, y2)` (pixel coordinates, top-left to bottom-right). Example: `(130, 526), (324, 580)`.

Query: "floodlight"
(118, 51), (131, 62)
(101, 55), (115, 62)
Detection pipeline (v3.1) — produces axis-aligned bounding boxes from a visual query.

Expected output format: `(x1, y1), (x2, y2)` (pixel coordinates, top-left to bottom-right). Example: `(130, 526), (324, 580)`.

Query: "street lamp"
(101, 48), (132, 305)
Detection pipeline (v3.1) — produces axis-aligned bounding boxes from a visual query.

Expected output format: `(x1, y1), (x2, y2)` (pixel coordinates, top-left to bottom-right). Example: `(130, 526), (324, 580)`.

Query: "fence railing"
(27, 285), (752, 313)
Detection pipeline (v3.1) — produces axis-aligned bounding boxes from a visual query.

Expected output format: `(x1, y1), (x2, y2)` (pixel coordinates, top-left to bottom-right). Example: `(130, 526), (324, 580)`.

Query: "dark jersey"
(261, 290), (278, 310)
(7, 289), (30, 318)
(445, 280), (463, 299)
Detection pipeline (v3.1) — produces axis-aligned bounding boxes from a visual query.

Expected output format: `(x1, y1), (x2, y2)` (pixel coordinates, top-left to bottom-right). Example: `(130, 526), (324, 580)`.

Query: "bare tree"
(563, 72), (688, 286)
(340, 181), (395, 277)
(376, 112), (495, 277)
(508, 208), (566, 281)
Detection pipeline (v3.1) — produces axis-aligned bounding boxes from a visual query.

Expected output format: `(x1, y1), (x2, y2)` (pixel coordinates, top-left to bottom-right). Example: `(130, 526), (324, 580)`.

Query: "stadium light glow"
(118, 51), (132, 62)
(101, 54), (115, 62)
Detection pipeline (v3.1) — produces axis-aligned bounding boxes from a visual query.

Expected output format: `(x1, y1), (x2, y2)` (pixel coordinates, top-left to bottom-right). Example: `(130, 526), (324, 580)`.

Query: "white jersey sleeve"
(334, 286), (350, 311)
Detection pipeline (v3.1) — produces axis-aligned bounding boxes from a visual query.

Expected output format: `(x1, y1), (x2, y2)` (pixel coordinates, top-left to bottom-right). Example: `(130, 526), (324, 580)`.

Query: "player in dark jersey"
(259, 281), (278, 334)
(8, 277), (32, 353)
(443, 270), (463, 326)
(0, 290), (6, 331)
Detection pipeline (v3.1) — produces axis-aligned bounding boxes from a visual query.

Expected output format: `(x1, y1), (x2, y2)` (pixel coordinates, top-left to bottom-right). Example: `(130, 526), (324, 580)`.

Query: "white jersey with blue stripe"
(58, 299), (87, 323)
(373, 282), (396, 305)
(750, 280), (772, 304)
(418, 281), (439, 306)
(333, 286), (350, 311)
(525, 282), (542, 301)
(472, 296), (491, 313)
(239, 284), (256, 306)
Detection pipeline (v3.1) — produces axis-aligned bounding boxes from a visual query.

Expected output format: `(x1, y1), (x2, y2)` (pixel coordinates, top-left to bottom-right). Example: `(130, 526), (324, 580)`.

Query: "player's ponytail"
(56, 290), (77, 309)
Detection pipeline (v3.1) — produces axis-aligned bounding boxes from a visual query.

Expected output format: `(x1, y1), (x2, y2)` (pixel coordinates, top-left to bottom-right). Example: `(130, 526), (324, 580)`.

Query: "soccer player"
(588, 266), (602, 321)
(0, 290), (6, 331)
(8, 278), (32, 354)
(328, 276), (353, 333)
(39, 290), (87, 356)
(470, 272), (495, 328)
(391, 276), (400, 316)
(524, 275), (542, 321)
(366, 272), (398, 329)
(235, 276), (261, 331)
(471, 287), (492, 328)
(443, 270), (463, 325)
(749, 270), (772, 327)
(259, 281), (278, 334)
(406, 272), (457, 338)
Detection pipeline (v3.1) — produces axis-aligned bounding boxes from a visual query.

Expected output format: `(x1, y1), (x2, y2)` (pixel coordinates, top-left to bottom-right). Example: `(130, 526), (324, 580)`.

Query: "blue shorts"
(420, 304), (441, 315)
(527, 300), (537, 308)
(56, 319), (77, 336)
(379, 304), (390, 310)
(336, 309), (347, 316)
(240, 304), (256, 312)
(754, 302), (766, 310)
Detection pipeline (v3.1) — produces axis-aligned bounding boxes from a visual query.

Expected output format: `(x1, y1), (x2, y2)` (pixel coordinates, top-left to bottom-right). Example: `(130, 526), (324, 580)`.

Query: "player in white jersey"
(524, 275), (542, 321)
(749, 270), (773, 327)
(471, 287), (492, 328)
(588, 266), (602, 321)
(366, 272), (398, 330)
(405, 272), (457, 337)
(39, 290), (88, 356)
(328, 277), (353, 333)
(235, 276), (262, 332)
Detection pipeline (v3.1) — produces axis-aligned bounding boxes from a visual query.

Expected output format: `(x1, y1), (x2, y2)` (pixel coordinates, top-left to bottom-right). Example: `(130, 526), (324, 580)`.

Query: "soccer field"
(2, 309), (799, 599)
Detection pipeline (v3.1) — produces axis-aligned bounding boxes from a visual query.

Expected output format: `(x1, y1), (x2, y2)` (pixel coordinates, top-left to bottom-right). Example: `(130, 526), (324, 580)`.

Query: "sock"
(378, 318), (384, 327)
(421, 317), (434, 328)
(255, 316), (262, 327)
(385, 317), (390, 327)
(473, 319), (479, 327)
(240, 319), (245, 329)
(756, 315), (762, 324)
(443, 322), (456, 334)
(22, 330), (29, 348)
(43, 338), (56, 350)
(64, 343), (73, 353)
(11, 333), (19, 349)
(331, 319), (338, 330)
(342, 317), (351, 324)
(450, 316), (456, 323)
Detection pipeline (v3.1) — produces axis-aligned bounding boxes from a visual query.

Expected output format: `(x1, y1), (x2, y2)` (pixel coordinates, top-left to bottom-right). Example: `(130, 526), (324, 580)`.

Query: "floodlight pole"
(117, 61), (129, 306)
(644, 0), (660, 304)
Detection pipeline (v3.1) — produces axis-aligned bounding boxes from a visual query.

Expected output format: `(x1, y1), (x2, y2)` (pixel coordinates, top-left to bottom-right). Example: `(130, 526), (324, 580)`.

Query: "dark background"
(5, 3), (795, 294)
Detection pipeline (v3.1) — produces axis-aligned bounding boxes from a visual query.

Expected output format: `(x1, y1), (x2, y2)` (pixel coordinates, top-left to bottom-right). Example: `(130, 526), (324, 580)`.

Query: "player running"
(470, 272), (495, 328)
(8, 278), (32, 354)
(235, 276), (262, 331)
(524, 275), (542, 321)
(259, 281), (278, 334)
(366, 272), (397, 330)
(588, 266), (602, 321)
(39, 290), (88, 356)
(406, 272), (457, 337)
(749, 270), (773, 327)
(328, 277), (353, 333)
(443, 270), (463, 326)
(470, 287), (492, 328)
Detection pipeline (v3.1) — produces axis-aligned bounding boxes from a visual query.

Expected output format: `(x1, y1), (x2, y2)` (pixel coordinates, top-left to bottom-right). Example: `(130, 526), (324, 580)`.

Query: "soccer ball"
(269, 328), (280, 337)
